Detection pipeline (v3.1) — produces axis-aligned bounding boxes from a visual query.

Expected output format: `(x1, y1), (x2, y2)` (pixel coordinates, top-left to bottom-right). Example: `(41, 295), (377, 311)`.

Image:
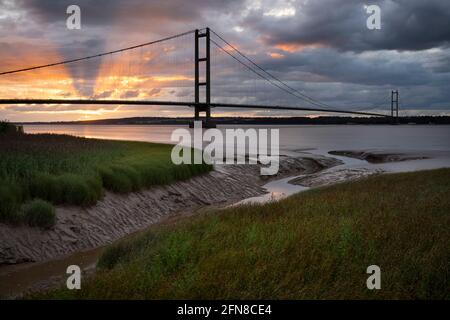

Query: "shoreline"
(1, 149), (448, 298)
(0, 154), (341, 298)
(0, 155), (340, 266)
(328, 150), (429, 163)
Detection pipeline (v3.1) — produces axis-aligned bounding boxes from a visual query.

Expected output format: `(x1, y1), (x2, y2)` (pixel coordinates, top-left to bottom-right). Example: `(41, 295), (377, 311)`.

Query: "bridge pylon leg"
(191, 104), (215, 128)
(390, 90), (399, 125)
(191, 28), (215, 128)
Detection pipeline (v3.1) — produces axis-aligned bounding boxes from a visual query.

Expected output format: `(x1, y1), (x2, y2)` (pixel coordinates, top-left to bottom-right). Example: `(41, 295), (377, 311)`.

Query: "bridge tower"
(391, 90), (399, 123)
(192, 28), (215, 128)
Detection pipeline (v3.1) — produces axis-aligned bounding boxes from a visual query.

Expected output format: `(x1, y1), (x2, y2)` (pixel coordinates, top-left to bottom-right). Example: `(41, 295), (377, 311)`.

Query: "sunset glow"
(1, 0), (449, 121)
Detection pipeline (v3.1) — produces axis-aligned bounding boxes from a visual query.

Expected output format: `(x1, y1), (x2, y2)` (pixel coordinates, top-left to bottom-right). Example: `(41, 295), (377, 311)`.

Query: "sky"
(0, 0), (449, 121)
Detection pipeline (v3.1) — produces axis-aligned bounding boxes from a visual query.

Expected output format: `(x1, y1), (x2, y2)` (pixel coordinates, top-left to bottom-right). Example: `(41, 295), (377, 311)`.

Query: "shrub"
(99, 167), (133, 193)
(21, 199), (56, 228)
(56, 174), (96, 206)
(0, 184), (23, 223)
(110, 165), (143, 191)
(28, 173), (57, 201)
(29, 173), (102, 206)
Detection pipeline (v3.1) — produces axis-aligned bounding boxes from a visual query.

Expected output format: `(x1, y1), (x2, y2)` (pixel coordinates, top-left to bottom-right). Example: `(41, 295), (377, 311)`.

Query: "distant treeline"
(18, 116), (450, 125)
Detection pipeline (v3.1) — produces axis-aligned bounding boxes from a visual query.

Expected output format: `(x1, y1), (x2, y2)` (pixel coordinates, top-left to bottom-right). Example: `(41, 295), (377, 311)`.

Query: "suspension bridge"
(0, 27), (393, 126)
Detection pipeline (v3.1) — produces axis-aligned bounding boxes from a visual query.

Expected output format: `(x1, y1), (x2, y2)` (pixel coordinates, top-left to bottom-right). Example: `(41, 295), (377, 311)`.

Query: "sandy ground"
(288, 150), (434, 188)
(289, 167), (382, 187)
(328, 150), (429, 163)
(0, 155), (340, 266)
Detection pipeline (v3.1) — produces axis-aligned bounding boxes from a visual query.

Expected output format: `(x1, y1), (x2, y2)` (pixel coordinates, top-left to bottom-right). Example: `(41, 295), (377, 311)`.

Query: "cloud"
(4, 104), (118, 113)
(92, 90), (113, 99)
(243, 0), (450, 52)
(120, 90), (140, 99)
(0, 0), (449, 121)
(146, 88), (161, 97)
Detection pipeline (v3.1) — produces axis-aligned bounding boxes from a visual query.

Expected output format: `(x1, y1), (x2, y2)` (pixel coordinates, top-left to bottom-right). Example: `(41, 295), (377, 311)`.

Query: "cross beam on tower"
(193, 28), (214, 127)
(391, 90), (399, 124)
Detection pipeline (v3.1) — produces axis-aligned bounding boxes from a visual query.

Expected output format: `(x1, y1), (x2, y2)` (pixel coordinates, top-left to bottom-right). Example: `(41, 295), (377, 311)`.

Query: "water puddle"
(235, 175), (309, 205)
(233, 149), (450, 205)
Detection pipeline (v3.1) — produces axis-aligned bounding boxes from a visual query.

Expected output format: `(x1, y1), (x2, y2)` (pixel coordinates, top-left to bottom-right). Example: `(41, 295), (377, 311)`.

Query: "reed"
(0, 131), (212, 227)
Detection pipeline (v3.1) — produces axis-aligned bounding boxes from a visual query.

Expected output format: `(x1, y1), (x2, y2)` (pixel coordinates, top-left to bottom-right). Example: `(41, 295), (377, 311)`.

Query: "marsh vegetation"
(36, 169), (450, 299)
(0, 122), (211, 228)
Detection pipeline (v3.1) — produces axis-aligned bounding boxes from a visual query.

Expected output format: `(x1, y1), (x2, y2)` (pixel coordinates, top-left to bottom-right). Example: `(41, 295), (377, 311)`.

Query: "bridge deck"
(0, 99), (389, 117)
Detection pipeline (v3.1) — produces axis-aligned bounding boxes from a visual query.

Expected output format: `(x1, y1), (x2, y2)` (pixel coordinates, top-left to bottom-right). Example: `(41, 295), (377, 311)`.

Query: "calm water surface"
(23, 124), (450, 152)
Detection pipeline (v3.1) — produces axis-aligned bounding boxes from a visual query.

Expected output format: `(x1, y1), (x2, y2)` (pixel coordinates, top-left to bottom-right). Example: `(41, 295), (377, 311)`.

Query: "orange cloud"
(268, 52), (285, 59)
(275, 43), (324, 53)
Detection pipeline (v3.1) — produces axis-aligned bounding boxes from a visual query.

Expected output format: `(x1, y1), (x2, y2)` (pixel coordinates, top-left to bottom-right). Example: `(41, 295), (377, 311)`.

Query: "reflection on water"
(24, 124), (450, 152)
(24, 124), (177, 144)
(235, 175), (308, 205)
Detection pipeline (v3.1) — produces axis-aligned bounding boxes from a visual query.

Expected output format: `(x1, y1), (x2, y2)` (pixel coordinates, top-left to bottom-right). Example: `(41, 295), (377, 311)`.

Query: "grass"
(21, 199), (55, 229)
(0, 124), (212, 227)
(35, 168), (450, 299)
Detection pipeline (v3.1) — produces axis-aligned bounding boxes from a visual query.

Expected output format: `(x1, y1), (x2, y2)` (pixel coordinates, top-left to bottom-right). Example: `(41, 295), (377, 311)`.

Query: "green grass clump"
(20, 199), (55, 229)
(29, 173), (101, 206)
(0, 132), (212, 227)
(0, 183), (23, 223)
(35, 169), (450, 300)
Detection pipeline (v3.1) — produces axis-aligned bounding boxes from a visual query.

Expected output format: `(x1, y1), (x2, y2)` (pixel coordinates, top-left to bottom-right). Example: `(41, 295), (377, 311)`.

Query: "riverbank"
(0, 130), (211, 227)
(0, 154), (340, 298)
(0, 155), (340, 265)
(1, 147), (449, 298)
(33, 168), (450, 299)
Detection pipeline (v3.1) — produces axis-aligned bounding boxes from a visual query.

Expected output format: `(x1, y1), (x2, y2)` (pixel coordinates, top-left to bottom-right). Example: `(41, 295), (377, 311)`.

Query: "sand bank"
(328, 150), (428, 163)
(0, 155), (339, 266)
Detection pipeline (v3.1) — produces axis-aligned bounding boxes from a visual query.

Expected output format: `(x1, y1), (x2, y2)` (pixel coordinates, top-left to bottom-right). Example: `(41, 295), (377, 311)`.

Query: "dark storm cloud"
(260, 48), (433, 86)
(1, 0), (450, 118)
(244, 0), (450, 52)
(428, 54), (450, 74)
(14, 0), (242, 33)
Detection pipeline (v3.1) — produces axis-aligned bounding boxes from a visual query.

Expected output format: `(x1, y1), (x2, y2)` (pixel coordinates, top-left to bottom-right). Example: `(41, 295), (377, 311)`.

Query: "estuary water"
(23, 124), (450, 153)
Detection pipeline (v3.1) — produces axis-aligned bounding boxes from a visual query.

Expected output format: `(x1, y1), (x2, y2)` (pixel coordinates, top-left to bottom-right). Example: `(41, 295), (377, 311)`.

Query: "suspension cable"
(0, 30), (196, 76)
(210, 29), (344, 111)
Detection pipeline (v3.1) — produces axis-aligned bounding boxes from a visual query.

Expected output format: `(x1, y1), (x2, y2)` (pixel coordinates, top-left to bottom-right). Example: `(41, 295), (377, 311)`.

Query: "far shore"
(15, 115), (450, 126)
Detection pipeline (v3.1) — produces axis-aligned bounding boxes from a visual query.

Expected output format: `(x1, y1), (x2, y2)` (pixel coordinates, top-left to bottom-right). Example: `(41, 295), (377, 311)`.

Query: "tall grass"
(35, 169), (450, 299)
(21, 199), (55, 229)
(0, 131), (212, 227)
